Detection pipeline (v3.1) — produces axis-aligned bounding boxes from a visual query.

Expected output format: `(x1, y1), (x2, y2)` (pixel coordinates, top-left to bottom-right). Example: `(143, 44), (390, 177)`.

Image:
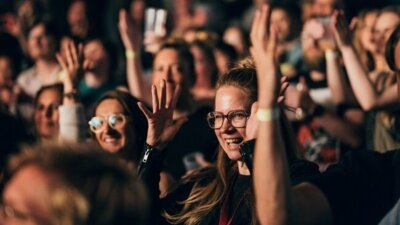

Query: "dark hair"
(93, 90), (148, 163)
(25, 19), (61, 50)
(8, 143), (149, 225)
(386, 25), (400, 72)
(34, 83), (64, 107)
(84, 37), (117, 79)
(190, 40), (219, 87)
(214, 40), (238, 65)
(270, 3), (302, 42)
(159, 40), (196, 87)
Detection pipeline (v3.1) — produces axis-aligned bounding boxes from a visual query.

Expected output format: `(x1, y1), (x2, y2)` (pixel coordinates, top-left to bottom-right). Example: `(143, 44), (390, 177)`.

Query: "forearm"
(254, 103), (292, 225)
(126, 53), (151, 105)
(58, 103), (87, 143)
(340, 46), (379, 110)
(326, 50), (355, 104)
(315, 112), (362, 148)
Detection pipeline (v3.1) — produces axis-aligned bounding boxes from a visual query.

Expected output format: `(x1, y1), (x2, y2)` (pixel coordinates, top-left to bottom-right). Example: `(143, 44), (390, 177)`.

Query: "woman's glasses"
(207, 110), (249, 129)
(88, 114), (128, 133)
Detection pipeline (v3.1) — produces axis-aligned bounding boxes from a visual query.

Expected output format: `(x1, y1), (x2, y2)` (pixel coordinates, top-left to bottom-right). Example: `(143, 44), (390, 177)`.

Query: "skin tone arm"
(119, 9), (152, 105)
(250, 6), (291, 225)
(331, 11), (398, 111)
(56, 40), (83, 105)
(252, 5), (334, 225)
(325, 49), (357, 104)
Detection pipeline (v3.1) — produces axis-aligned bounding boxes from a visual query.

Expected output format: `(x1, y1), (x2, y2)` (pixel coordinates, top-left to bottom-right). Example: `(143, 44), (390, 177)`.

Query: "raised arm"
(331, 11), (398, 111)
(56, 40), (87, 142)
(250, 5), (291, 225)
(119, 9), (152, 105)
(252, 5), (333, 225)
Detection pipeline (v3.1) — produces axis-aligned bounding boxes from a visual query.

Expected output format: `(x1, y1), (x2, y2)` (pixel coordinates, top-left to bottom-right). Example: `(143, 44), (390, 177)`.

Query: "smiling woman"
(90, 90), (147, 164)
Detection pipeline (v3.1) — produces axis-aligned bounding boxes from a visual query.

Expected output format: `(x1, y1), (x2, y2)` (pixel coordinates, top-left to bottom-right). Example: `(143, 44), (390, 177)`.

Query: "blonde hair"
(163, 58), (298, 225)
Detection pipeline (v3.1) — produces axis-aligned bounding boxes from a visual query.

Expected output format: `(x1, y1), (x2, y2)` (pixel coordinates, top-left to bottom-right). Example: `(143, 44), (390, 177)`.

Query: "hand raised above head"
(250, 4), (280, 106)
(56, 40), (84, 92)
(118, 9), (142, 51)
(330, 10), (353, 50)
(138, 79), (188, 150)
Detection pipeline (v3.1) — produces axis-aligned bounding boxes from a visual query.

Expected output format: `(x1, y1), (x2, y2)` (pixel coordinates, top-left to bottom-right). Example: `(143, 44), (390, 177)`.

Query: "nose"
(163, 66), (174, 84)
(44, 106), (53, 118)
(219, 117), (234, 133)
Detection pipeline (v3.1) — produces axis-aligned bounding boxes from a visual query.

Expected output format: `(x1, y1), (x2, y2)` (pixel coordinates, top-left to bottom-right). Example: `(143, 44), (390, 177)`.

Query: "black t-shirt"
(308, 150), (400, 225)
(161, 159), (320, 225)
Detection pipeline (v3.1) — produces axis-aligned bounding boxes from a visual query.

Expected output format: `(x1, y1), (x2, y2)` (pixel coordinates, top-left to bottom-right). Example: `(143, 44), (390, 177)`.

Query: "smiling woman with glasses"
(207, 110), (249, 129)
(137, 55), (319, 224)
(90, 90), (147, 163)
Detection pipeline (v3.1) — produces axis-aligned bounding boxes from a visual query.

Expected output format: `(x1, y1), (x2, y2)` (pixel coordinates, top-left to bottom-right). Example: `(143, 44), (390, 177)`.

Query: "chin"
(224, 149), (242, 161)
(100, 144), (123, 154)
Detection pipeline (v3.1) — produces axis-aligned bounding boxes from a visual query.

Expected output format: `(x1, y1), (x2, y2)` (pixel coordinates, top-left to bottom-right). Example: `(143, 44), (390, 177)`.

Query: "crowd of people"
(0, 0), (400, 224)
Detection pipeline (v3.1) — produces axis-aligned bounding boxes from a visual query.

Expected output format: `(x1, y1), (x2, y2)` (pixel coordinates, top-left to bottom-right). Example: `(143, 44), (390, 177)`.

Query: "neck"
(374, 54), (390, 72)
(35, 59), (58, 75)
(237, 161), (251, 176)
(84, 72), (107, 88)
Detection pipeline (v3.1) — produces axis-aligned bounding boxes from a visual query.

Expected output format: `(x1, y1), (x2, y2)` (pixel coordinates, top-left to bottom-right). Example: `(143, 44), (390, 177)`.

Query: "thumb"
(251, 101), (259, 115)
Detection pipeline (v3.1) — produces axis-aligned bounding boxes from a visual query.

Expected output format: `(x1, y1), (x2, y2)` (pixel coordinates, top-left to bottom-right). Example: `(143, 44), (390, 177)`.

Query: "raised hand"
(331, 10), (353, 50)
(138, 80), (188, 150)
(250, 5), (280, 106)
(56, 40), (84, 93)
(118, 9), (142, 51)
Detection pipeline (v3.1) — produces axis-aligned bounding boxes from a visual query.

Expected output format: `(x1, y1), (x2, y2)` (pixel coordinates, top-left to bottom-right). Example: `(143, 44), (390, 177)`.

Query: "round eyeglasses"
(207, 110), (249, 129)
(88, 114), (128, 133)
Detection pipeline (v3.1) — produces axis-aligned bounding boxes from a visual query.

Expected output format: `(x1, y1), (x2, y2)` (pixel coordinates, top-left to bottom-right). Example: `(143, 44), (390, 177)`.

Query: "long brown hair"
(164, 58), (299, 225)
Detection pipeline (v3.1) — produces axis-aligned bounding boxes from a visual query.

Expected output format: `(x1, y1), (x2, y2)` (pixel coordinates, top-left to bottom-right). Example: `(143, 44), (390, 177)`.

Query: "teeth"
(226, 138), (243, 144)
(105, 138), (117, 143)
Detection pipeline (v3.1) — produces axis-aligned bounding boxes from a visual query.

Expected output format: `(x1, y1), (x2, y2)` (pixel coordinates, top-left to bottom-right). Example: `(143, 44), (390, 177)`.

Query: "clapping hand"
(331, 10), (353, 50)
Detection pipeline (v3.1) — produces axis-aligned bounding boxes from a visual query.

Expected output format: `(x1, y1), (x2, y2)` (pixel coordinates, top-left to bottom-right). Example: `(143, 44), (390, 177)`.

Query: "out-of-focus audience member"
(223, 25), (249, 58)
(189, 40), (218, 106)
(1, 143), (148, 225)
(270, 3), (303, 79)
(352, 9), (379, 72)
(213, 40), (238, 76)
(17, 19), (61, 99)
(79, 38), (116, 117)
(331, 7), (400, 151)
(119, 10), (218, 180)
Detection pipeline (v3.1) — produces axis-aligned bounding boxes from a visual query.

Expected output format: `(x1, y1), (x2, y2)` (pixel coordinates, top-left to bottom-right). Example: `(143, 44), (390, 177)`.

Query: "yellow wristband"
(125, 50), (137, 59)
(325, 50), (338, 60)
(256, 107), (280, 122)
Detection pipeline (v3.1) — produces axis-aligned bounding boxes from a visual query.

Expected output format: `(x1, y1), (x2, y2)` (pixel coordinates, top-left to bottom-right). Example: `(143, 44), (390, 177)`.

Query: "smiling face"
(34, 88), (61, 141)
(214, 85), (250, 161)
(94, 99), (135, 154)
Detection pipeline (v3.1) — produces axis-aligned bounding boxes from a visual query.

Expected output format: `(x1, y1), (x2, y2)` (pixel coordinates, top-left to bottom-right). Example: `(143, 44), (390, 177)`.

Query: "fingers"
(170, 84), (181, 110)
(267, 24), (278, 58)
(56, 53), (67, 70)
(279, 80), (289, 96)
(137, 102), (152, 119)
(159, 79), (167, 108)
(151, 84), (159, 112)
